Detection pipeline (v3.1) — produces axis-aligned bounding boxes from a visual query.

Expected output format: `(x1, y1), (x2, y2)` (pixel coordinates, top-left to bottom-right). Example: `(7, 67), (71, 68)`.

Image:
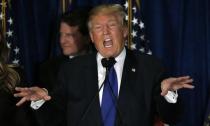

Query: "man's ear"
(123, 26), (128, 38)
(89, 32), (95, 44)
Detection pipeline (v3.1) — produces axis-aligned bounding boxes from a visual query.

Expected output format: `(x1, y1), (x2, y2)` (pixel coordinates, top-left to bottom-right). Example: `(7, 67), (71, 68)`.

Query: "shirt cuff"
(30, 99), (45, 110)
(164, 90), (178, 103)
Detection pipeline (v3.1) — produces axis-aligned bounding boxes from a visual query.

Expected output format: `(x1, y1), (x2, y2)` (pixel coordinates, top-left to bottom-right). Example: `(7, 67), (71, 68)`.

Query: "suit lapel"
(119, 50), (138, 100)
(117, 50), (138, 125)
(83, 54), (103, 126)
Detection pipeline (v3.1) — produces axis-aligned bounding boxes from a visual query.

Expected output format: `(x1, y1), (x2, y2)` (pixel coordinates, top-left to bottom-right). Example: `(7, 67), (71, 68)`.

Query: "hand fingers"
(181, 78), (193, 84)
(176, 77), (193, 84)
(161, 76), (194, 95)
(14, 88), (33, 97)
(44, 96), (51, 101)
(176, 76), (190, 81)
(30, 95), (42, 101)
(14, 92), (28, 97)
(183, 84), (195, 89)
(14, 87), (33, 97)
(161, 90), (168, 96)
(15, 87), (30, 92)
(171, 83), (195, 90)
(29, 94), (50, 101)
(16, 97), (28, 106)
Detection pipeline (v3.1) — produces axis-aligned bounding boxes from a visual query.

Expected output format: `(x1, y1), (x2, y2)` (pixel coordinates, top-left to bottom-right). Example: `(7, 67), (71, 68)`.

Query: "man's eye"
(108, 23), (117, 28)
(93, 26), (102, 31)
(66, 33), (74, 37)
(94, 26), (102, 30)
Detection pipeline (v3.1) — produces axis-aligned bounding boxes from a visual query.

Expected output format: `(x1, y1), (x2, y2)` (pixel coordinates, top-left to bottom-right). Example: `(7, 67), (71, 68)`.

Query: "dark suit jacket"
(40, 49), (182, 126)
(35, 55), (70, 126)
(38, 55), (70, 91)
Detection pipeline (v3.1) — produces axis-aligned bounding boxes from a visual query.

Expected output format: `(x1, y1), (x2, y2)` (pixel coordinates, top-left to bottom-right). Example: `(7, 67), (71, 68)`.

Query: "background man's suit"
(35, 55), (70, 126)
(38, 55), (70, 91)
(39, 49), (182, 126)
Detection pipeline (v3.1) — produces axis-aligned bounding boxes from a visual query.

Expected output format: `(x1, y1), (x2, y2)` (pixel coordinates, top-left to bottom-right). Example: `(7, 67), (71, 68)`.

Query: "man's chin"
(63, 51), (74, 56)
(101, 53), (116, 58)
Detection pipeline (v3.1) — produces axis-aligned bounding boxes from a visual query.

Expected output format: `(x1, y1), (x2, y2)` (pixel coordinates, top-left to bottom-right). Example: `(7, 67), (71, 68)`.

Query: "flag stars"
(132, 7), (137, 13)
(139, 21), (145, 29)
(122, 0), (152, 55)
(131, 30), (137, 38)
(140, 35), (145, 40)
(131, 43), (136, 50)
(7, 17), (13, 25)
(125, 14), (128, 21)
(132, 17), (138, 25)
(124, 1), (128, 9)
(147, 50), (152, 55)
(1, 1), (21, 65)
(6, 29), (13, 37)
(7, 42), (11, 48)
(14, 46), (20, 54)
(139, 47), (145, 53)
(12, 59), (19, 65)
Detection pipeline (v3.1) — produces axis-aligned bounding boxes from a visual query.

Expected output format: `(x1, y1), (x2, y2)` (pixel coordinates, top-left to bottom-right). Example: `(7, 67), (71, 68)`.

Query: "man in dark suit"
(15, 4), (194, 126)
(34, 9), (94, 126)
(38, 8), (93, 92)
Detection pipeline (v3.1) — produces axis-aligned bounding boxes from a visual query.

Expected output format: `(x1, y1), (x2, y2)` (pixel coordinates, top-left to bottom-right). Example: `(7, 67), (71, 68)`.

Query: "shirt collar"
(97, 47), (126, 65)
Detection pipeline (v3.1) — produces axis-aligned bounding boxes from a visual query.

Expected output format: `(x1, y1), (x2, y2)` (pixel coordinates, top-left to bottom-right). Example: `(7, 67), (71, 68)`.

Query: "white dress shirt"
(97, 48), (126, 105)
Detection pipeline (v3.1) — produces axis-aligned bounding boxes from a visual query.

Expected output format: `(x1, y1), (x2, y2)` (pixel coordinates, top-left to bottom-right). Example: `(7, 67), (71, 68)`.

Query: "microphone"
(101, 57), (116, 71)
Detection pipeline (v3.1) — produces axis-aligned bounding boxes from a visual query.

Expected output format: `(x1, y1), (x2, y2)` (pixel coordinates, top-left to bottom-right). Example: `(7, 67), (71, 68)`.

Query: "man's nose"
(103, 25), (109, 35)
(60, 35), (66, 44)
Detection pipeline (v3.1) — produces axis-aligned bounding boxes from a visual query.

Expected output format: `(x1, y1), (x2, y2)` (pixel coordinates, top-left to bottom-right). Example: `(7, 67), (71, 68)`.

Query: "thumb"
(43, 95), (51, 101)
(161, 89), (168, 96)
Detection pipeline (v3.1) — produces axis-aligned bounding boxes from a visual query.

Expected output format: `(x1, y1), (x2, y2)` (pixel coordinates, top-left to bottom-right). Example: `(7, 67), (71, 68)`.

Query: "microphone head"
(101, 57), (116, 70)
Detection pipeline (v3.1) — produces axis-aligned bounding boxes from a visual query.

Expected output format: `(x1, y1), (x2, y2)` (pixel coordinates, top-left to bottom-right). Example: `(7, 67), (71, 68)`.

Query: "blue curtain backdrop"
(12, 0), (60, 83)
(141, 0), (210, 126)
(11, 0), (209, 126)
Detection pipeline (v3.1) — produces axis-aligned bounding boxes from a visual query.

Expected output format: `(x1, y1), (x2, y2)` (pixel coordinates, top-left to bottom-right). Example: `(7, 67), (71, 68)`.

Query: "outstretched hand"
(161, 76), (194, 96)
(14, 86), (51, 106)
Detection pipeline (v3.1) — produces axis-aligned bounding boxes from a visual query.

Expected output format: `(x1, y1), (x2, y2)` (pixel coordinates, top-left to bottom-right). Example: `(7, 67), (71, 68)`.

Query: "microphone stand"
(76, 71), (107, 126)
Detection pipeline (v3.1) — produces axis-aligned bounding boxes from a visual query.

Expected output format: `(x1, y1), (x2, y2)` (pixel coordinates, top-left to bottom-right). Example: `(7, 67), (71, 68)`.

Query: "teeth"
(103, 36), (113, 48)
(103, 39), (112, 48)
(104, 38), (111, 41)
(105, 45), (112, 48)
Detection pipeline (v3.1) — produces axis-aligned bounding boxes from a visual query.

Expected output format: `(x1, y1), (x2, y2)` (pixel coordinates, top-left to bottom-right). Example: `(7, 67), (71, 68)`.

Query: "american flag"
(123, 0), (152, 55)
(0, 0), (21, 65)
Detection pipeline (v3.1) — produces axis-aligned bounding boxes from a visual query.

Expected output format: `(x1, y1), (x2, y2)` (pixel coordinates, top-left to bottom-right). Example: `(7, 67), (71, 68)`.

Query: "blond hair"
(88, 4), (127, 30)
(0, 30), (20, 93)
(0, 64), (20, 92)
